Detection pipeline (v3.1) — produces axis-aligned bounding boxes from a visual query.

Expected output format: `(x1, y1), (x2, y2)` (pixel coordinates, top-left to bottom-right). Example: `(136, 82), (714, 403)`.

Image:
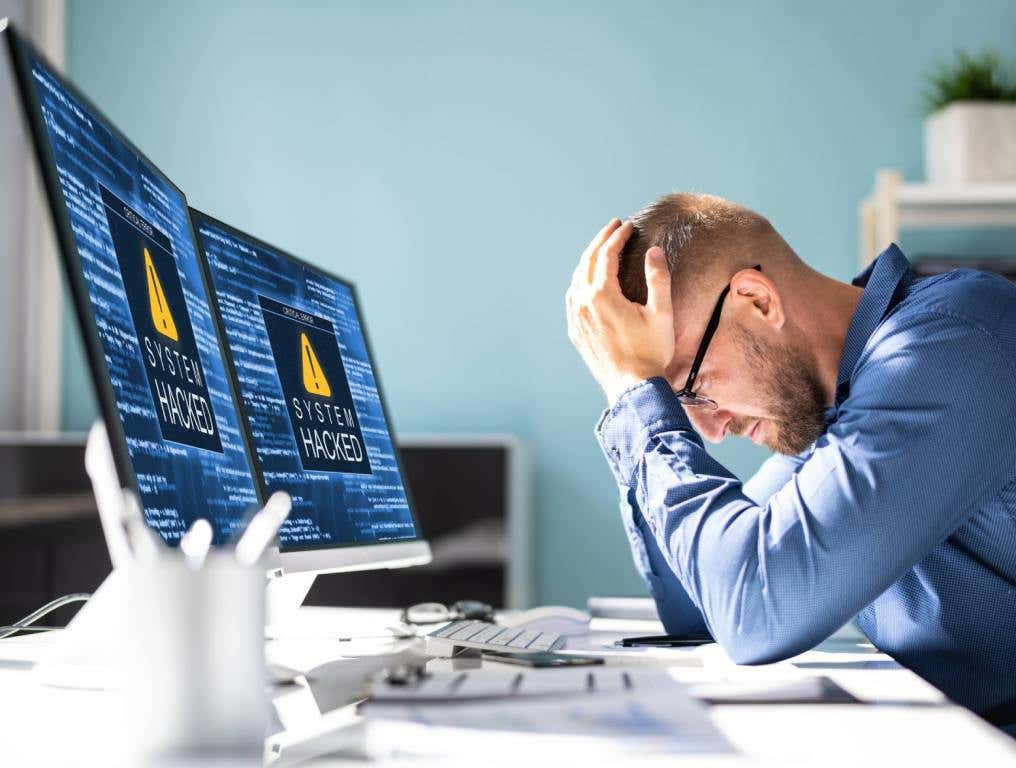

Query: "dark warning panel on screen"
(259, 295), (372, 475)
(99, 185), (223, 454)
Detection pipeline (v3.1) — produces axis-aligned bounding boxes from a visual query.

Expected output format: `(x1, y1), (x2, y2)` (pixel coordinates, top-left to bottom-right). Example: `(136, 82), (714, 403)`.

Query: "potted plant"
(923, 50), (1016, 184)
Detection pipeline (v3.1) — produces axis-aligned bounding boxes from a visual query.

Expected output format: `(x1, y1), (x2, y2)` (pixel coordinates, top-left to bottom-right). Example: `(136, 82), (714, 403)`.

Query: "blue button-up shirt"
(595, 244), (1016, 729)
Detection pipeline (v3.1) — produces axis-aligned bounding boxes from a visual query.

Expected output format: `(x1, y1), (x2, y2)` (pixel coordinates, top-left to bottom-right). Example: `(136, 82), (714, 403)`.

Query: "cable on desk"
(0, 593), (91, 640)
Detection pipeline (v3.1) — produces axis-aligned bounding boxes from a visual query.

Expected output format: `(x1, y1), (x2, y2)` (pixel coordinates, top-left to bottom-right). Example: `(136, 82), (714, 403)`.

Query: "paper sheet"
(365, 668), (734, 758)
(371, 666), (638, 702)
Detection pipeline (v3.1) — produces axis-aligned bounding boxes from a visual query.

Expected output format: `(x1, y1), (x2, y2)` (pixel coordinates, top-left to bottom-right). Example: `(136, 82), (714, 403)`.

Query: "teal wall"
(64, 0), (1016, 605)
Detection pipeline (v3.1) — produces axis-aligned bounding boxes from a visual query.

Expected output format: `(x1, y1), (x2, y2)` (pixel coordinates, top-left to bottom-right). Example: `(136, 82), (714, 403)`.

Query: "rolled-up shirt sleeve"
(596, 312), (1016, 663)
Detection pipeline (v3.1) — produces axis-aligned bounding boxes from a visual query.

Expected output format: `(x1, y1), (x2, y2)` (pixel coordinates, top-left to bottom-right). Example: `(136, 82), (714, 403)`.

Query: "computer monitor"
(2, 21), (261, 544)
(4, 19), (428, 578)
(191, 209), (431, 576)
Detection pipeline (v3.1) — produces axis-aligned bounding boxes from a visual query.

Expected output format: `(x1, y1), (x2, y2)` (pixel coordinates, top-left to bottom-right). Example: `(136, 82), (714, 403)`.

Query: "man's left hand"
(566, 218), (675, 407)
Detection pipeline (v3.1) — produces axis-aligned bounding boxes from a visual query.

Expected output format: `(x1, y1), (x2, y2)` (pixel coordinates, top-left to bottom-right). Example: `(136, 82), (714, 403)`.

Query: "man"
(565, 193), (1016, 734)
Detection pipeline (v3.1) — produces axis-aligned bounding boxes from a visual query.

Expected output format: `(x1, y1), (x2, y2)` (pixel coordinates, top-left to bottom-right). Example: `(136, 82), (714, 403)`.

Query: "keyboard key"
(527, 633), (557, 651)
(448, 622), (489, 641)
(468, 625), (506, 645)
(490, 628), (526, 646)
(507, 630), (541, 649)
(431, 621), (468, 638)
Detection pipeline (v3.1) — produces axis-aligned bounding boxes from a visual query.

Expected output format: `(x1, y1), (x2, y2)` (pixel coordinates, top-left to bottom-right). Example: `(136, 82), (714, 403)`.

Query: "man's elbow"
(716, 624), (821, 666)
(724, 640), (797, 666)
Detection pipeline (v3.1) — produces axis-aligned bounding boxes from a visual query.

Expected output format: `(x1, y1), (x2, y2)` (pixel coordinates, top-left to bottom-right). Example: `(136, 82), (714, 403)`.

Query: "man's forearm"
(596, 378), (877, 663)
(614, 485), (709, 636)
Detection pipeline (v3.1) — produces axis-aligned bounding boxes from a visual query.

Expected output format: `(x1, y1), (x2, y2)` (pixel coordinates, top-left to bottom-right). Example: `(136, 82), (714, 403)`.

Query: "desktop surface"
(1, 605), (1014, 766)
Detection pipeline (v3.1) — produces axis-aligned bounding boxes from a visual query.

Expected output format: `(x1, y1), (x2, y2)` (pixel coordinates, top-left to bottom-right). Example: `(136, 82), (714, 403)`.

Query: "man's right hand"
(565, 218), (675, 407)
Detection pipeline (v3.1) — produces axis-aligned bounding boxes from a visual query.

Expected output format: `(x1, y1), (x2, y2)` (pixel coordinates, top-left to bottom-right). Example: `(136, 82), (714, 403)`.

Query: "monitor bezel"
(2, 21), (265, 526)
(188, 207), (430, 574)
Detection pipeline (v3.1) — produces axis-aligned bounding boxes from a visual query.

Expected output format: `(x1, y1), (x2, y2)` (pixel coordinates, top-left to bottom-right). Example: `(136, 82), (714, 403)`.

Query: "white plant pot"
(924, 102), (1016, 183)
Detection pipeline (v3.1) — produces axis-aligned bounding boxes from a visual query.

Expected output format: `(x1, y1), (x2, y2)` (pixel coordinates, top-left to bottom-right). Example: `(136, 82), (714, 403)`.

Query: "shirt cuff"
(594, 377), (695, 487)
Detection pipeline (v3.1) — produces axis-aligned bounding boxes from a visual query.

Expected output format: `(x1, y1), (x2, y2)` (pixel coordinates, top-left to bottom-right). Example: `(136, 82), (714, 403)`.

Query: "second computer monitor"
(192, 210), (429, 574)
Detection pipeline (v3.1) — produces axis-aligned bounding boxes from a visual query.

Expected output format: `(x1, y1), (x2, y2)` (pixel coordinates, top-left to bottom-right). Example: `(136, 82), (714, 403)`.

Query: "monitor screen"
(14, 42), (260, 544)
(191, 211), (420, 552)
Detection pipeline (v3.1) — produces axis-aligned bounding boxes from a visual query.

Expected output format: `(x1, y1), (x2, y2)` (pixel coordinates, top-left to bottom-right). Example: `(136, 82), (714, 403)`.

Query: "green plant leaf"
(923, 49), (1016, 115)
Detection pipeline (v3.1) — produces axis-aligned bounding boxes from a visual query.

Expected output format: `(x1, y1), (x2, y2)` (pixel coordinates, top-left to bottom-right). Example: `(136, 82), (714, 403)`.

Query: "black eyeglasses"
(675, 265), (762, 410)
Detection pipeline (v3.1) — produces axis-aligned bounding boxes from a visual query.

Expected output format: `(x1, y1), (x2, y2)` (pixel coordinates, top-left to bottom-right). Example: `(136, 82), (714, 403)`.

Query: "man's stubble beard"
(729, 324), (827, 456)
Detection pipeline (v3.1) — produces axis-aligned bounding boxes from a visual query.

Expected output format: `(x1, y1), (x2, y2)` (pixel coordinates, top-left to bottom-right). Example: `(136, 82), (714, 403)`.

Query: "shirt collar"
(835, 243), (913, 404)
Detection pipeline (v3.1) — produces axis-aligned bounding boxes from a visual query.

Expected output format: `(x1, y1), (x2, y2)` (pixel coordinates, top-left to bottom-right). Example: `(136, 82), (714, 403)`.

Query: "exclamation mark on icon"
(144, 247), (179, 342)
(301, 332), (331, 397)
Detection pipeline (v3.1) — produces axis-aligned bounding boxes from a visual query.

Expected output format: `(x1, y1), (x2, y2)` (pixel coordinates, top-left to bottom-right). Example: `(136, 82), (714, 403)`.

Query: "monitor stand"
(265, 569), (316, 639)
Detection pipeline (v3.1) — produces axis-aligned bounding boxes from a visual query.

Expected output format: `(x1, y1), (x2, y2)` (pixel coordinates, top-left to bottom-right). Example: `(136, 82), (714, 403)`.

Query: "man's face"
(666, 278), (827, 455)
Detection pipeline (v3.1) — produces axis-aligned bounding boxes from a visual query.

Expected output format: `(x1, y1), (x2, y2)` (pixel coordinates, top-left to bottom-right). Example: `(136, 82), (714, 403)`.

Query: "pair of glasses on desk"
(400, 600), (495, 626)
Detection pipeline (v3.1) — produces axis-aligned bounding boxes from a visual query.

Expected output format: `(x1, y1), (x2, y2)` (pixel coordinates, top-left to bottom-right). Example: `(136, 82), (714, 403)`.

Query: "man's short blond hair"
(619, 193), (796, 304)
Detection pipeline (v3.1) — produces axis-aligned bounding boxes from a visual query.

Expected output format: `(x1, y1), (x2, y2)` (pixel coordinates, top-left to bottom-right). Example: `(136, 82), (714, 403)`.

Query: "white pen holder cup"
(122, 551), (267, 764)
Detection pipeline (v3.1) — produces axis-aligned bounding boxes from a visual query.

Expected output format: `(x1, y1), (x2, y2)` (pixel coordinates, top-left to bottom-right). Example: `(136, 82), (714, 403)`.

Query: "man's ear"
(730, 268), (784, 330)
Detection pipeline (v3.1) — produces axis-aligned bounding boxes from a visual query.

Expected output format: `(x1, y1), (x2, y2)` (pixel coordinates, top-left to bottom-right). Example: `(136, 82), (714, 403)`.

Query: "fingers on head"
(569, 219), (629, 327)
(591, 218), (622, 253)
(644, 247), (671, 311)
(605, 219), (633, 250)
(580, 218), (622, 281)
(591, 219), (632, 285)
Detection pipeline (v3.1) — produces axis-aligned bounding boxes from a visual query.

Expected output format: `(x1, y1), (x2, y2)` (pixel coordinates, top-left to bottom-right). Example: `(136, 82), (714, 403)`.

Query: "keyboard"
(424, 620), (566, 656)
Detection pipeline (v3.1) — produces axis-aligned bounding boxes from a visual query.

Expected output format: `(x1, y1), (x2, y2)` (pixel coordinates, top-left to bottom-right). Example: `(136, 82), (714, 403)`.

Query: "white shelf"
(858, 170), (1016, 266)
(896, 182), (1016, 228)
(895, 182), (1016, 203)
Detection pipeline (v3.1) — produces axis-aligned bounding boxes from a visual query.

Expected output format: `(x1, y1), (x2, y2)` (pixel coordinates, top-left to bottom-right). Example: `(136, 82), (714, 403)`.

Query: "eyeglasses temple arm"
(678, 265), (761, 394)
(681, 284), (731, 391)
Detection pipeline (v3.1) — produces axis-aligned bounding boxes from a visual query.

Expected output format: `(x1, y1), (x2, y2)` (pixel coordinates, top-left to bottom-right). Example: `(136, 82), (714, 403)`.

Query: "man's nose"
(687, 406), (730, 443)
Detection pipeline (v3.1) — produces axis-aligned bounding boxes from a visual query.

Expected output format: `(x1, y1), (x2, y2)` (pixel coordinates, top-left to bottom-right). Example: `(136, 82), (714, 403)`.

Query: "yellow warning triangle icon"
(144, 247), (178, 342)
(301, 332), (331, 397)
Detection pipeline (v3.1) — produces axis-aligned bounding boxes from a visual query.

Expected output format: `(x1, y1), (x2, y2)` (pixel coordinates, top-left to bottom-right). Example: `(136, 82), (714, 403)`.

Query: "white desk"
(0, 606), (1013, 766)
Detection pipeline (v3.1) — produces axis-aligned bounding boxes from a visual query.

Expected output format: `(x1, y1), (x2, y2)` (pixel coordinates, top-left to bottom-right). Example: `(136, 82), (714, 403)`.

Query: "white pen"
(121, 488), (163, 562)
(180, 518), (214, 570)
(85, 422), (134, 568)
(234, 491), (292, 566)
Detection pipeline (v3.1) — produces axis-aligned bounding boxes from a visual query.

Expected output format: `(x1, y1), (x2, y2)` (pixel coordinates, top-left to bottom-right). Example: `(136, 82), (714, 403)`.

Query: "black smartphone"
(482, 650), (605, 667)
(615, 634), (713, 648)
